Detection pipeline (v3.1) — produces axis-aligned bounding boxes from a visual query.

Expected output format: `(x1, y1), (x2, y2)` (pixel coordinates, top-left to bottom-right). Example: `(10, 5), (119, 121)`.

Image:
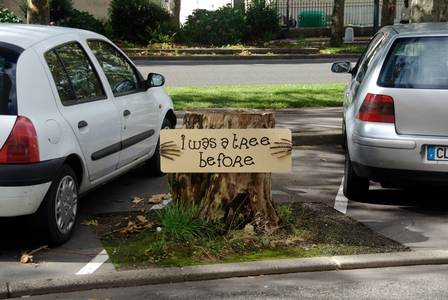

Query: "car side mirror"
(331, 61), (353, 74)
(147, 73), (165, 88)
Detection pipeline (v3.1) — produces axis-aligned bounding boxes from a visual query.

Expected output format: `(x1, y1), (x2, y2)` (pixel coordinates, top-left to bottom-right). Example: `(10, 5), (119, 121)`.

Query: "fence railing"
(275, 0), (405, 27)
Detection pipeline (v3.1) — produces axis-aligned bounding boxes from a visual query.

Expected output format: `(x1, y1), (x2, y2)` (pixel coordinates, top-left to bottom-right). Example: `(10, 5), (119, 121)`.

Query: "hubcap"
(54, 176), (78, 235)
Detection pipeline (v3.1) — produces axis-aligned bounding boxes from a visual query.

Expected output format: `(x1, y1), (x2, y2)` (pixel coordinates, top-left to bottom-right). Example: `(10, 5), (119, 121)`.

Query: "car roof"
(385, 23), (448, 36)
(0, 24), (101, 49)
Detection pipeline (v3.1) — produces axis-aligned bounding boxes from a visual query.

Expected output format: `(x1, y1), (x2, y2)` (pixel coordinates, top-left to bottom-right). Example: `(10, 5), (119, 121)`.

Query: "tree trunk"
(171, 0), (181, 29)
(330, 0), (345, 47)
(168, 111), (280, 231)
(411, 0), (448, 22)
(233, 0), (245, 10)
(27, 0), (49, 25)
(382, 0), (396, 26)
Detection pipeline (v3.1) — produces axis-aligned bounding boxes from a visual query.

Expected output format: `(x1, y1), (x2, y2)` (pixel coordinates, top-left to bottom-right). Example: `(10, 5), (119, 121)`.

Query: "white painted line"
(334, 177), (348, 214)
(76, 249), (109, 275)
(75, 199), (172, 276)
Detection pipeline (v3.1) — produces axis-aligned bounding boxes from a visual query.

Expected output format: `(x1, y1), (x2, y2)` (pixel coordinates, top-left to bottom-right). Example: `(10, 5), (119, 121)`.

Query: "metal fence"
(276, 0), (405, 27)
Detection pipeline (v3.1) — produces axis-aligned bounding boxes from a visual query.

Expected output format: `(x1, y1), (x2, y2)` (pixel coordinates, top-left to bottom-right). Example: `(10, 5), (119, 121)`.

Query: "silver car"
(332, 23), (448, 200)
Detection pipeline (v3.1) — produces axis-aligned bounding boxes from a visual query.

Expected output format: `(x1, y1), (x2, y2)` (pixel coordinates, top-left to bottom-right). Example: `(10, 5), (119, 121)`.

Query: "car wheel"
(146, 118), (172, 177)
(343, 152), (369, 200)
(34, 165), (78, 246)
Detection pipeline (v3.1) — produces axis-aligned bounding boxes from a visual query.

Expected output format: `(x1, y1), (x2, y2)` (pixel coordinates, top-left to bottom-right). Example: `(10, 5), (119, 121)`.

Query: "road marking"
(334, 177), (348, 214)
(76, 249), (109, 275)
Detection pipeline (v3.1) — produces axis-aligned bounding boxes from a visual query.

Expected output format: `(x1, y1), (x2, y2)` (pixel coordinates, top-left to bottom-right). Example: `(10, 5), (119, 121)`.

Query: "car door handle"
(123, 110), (131, 117)
(78, 120), (88, 129)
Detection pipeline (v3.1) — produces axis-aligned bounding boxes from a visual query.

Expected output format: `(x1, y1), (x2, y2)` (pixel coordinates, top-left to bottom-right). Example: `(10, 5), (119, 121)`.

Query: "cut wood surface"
(168, 110), (280, 230)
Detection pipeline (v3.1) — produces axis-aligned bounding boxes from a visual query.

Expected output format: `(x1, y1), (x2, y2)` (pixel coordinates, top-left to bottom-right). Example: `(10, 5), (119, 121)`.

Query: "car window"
(0, 45), (21, 115)
(379, 37), (448, 89)
(355, 33), (387, 83)
(46, 42), (105, 106)
(87, 40), (141, 96)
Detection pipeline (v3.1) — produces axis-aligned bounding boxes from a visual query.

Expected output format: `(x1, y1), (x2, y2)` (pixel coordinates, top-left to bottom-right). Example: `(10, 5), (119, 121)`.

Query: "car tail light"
(358, 93), (395, 123)
(0, 116), (39, 164)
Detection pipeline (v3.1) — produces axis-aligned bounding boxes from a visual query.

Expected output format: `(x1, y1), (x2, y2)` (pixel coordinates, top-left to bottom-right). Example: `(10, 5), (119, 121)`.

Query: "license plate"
(427, 145), (448, 161)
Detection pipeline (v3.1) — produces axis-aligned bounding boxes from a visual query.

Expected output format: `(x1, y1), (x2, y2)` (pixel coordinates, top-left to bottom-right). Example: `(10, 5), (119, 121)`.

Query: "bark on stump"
(168, 110), (280, 231)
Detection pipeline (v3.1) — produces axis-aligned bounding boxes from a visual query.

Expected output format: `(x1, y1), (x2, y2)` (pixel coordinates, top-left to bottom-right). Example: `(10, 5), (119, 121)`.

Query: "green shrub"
(245, 0), (280, 42)
(50, 0), (73, 23)
(60, 9), (105, 34)
(109, 0), (171, 44)
(156, 203), (219, 242)
(0, 8), (22, 23)
(277, 204), (295, 226)
(179, 5), (246, 46)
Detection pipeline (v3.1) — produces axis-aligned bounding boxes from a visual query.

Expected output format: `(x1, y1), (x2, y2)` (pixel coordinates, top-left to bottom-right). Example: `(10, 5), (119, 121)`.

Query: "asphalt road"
(136, 59), (352, 87)
(22, 264), (448, 299)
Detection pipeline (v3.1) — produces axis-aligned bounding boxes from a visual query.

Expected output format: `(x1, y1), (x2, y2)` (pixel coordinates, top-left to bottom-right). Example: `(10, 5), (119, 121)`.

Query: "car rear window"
(378, 37), (448, 89)
(0, 43), (22, 115)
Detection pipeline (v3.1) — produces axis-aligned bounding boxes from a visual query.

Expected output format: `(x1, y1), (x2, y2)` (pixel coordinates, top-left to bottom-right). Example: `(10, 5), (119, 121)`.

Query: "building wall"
(180, 0), (232, 22)
(2, 0), (169, 20)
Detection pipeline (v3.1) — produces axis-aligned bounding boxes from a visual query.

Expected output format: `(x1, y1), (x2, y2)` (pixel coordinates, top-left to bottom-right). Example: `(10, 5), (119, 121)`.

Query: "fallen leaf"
(20, 245), (49, 264)
(131, 196), (144, 205)
(136, 215), (148, 224)
(20, 254), (33, 264)
(148, 193), (171, 204)
(81, 219), (98, 227)
(243, 224), (255, 235)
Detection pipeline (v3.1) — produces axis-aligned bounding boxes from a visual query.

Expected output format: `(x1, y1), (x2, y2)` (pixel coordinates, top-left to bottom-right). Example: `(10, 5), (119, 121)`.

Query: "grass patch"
(94, 203), (407, 270)
(320, 45), (366, 55)
(166, 83), (345, 110)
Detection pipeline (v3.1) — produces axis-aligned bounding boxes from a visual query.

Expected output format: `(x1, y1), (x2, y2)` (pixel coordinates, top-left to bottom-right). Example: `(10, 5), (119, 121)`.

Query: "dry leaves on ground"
(131, 196), (145, 205)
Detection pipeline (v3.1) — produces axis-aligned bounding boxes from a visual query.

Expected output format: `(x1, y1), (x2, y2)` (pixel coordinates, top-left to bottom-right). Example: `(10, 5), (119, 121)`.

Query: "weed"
(278, 204), (295, 227)
(156, 203), (219, 242)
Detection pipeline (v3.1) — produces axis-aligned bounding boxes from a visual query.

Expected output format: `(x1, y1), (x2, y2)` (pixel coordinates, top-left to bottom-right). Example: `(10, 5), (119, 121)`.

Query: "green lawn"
(320, 45), (366, 55)
(166, 83), (345, 110)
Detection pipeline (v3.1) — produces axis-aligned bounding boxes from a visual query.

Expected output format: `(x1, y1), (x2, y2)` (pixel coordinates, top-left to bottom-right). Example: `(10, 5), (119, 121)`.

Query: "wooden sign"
(160, 129), (292, 173)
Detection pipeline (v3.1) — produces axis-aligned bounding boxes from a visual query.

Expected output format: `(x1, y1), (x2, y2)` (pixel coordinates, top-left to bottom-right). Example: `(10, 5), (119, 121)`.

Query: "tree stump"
(168, 110), (280, 231)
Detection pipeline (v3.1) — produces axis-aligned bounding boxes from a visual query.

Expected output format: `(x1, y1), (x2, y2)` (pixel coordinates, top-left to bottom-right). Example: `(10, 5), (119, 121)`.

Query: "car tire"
(146, 118), (172, 177)
(343, 152), (369, 200)
(33, 165), (79, 246)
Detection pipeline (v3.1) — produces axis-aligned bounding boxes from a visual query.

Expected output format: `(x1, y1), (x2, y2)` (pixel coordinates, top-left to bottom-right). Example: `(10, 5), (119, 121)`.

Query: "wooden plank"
(161, 129), (292, 173)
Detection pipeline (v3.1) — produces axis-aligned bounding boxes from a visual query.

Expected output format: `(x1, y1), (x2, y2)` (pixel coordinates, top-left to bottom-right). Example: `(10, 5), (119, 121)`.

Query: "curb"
(131, 54), (360, 61)
(3, 251), (448, 298)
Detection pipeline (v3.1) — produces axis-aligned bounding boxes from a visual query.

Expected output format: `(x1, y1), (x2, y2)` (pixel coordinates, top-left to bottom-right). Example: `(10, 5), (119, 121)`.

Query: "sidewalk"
(176, 107), (343, 146)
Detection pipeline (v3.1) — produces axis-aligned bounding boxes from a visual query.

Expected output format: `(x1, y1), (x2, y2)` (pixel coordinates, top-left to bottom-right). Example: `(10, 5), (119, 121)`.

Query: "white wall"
(181, 0), (232, 23)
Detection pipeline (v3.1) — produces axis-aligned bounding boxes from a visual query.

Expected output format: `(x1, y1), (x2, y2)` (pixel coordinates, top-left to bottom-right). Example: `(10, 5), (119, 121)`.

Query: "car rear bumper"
(0, 158), (64, 216)
(352, 162), (448, 186)
(0, 158), (65, 186)
(0, 182), (51, 216)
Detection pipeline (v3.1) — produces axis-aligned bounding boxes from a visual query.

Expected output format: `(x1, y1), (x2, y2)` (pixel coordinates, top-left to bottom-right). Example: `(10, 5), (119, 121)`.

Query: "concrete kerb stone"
(333, 250), (448, 270)
(0, 283), (8, 299)
(7, 268), (184, 299)
(180, 257), (337, 282)
(5, 251), (448, 299)
(131, 54), (360, 61)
